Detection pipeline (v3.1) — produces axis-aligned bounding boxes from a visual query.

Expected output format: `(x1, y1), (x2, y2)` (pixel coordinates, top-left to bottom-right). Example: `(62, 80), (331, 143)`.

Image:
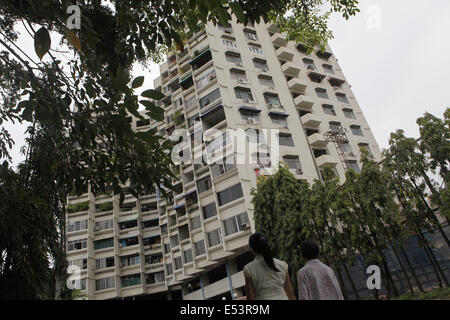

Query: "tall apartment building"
(65, 17), (382, 300)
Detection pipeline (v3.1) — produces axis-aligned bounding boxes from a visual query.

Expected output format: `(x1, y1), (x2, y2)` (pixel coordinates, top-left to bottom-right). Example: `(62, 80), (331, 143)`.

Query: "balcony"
(300, 113), (321, 127)
(287, 78), (307, 93)
(266, 22), (280, 33)
(315, 154), (338, 168)
(307, 133), (328, 147)
(294, 95), (314, 109)
(281, 61), (300, 76)
(275, 46), (295, 61)
(271, 32), (287, 47)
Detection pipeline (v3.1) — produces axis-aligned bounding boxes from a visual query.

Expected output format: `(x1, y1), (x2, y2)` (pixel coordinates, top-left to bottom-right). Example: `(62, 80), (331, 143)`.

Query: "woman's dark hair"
(249, 232), (279, 272)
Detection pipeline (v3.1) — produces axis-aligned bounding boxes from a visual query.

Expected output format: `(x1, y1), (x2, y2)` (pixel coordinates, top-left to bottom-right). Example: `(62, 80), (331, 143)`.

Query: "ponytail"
(249, 232), (279, 272)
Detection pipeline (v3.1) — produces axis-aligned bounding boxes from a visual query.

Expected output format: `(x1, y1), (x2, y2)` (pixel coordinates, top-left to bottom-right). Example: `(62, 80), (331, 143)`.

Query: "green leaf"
(34, 27), (51, 60)
(229, 3), (246, 23)
(141, 89), (165, 100)
(131, 76), (144, 89)
(21, 106), (34, 122)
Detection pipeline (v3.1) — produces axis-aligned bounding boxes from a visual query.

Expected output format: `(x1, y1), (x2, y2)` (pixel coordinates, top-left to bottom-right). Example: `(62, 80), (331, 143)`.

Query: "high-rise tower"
(65, 17), (381, 300)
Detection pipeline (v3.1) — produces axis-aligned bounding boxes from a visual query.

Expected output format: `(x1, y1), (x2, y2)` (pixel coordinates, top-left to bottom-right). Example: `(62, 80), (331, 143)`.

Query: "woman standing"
(243, 232), (296, 300)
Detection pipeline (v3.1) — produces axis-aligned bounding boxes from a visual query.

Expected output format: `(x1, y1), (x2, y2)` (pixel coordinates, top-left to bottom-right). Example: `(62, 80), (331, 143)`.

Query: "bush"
(67, 201), (90, 214)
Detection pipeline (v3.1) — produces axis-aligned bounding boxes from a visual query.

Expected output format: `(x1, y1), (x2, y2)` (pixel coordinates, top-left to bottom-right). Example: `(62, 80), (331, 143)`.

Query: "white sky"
(3, 0), (450, 166)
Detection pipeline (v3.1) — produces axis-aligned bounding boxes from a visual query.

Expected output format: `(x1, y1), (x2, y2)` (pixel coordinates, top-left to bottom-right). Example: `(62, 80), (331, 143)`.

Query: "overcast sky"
(4, 0), (450, 166)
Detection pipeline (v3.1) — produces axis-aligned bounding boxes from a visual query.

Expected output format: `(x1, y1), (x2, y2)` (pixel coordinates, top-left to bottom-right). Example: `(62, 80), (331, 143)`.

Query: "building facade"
(65, 17), (382, 300)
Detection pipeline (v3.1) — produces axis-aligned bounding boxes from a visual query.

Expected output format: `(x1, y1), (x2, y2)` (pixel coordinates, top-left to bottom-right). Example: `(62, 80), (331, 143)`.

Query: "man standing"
(297, 239), (344, 300)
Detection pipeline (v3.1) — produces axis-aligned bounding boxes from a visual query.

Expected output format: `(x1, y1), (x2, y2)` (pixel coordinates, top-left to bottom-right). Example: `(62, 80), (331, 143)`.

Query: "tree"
(251, 165), (310, 294)
(416, 108), (450, 222)
(0, 0), (360, 298)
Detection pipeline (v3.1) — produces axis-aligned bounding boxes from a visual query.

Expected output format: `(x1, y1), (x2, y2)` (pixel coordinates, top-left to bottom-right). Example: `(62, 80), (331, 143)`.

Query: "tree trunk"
(399, 242), (425, 292)
(390, 241), (415, 295)
(411, 179), (450, 248)
(417, 228), (449, 287)
(342, 261), (360, 300)
(335, 263), (349, 300)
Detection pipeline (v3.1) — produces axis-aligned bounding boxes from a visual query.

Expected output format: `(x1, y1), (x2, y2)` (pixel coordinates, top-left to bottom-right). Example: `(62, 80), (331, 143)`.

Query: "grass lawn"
(393, 287), (450, 300)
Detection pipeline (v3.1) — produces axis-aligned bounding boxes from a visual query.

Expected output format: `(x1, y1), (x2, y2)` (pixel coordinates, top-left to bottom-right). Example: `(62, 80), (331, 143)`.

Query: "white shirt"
(243, 255), (289, 300)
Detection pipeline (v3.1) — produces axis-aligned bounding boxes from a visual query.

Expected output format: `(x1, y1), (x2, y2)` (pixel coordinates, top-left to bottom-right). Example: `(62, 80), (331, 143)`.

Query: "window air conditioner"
(240, 223), (250, 230)
(247, 118), (256, 124)
(267, 103), (273, 109)
(95, 226), (100, 231)
(236, 62), (243, 67)
(269, 86), (275, 90)
(243, 98), (250, 103)
(263, 68), (269, 72)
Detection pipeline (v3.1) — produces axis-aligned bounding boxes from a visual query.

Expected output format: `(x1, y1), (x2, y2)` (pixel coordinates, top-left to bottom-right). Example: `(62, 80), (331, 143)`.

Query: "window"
(234, 87), (253, 101)
(339, 142), (353, 155)
(217, 183), (243, 206)
(166, 263), (173, 275)
(95, 219), (113, 231)
(184, 249), (193, 263)
(251, 152), (271, 167)
(313, 149), (328, 158)
(322, 104), (336, 116)
(278, 133), (295, 146)
(248, 45), (263, 55)
(315, 88), (329, 99)
(118, 236), (138, 248)
(258, 75), (274, 87)
(196, 70), (216, 89)
(230, 69), (248, 83)
(174, 256), (183, 270)
(206, 229), (222, 247)
(69, 258), (87, 270)
(121, 254), (140, 267)
(323, 64), (334, 74)
(170, 234), (179, 248)
(350, 125), (364, 136)
(164, 243), (170, 254)
(241, 110), (260, 123)
(269, 114), (288, 126)
(68, 220), (88, 232)
(218, 23), (232, 33)
(303, 58), (316, 69)
(329, 121), (342, 133)
(95, 276), (115, 291)
(190, 216), (201, 230)
(194, 240), (206, 256)
(264, 93), (281, 105)
(348, 160), (360, 173)
(343, 108), (356, 119)
(148, 271), (165, 284)
(306, 128), (319, 137)
(225, 51), (242, 64)
(244, 29), (258, 40)
(336, 93), (349, 103)
(283, 155), (302, 171)
(253, 58), (268, 71)
(185, 96), (196, 109)
(206, 130), (231, 153)
(93, 237), (114, 250)
(188, 113), (200, 128)
(199, 88), (220, 109)
(222, 38), (237, 48)
(223, 212), (250, 236)
(358, 143), (374, 158)
(211, 159), (236, 178)
(246, 128), (266, 146)
(202, 202), (217, 220)
(95, 256), (114, 269)
(197, 176), (212, 193)
(297, 43), (307, 54)
(174, 97), (183, 109)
